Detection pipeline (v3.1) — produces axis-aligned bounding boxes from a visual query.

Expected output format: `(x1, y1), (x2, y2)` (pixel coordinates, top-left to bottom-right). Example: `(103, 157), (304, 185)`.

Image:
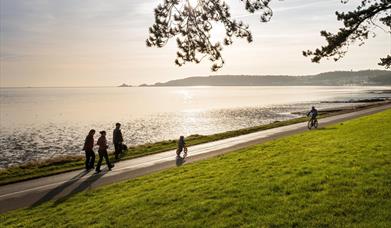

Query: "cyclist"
(307, 106), (318, 125)
(176, 136), (188, 158)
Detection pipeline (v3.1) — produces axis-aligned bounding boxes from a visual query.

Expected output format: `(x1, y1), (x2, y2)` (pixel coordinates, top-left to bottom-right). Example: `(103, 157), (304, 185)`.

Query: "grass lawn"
(1, 109), (391, 227)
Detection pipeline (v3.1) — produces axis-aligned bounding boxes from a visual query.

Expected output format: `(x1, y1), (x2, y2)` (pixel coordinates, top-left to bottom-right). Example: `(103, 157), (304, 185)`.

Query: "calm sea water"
(1, 86), (390, 168)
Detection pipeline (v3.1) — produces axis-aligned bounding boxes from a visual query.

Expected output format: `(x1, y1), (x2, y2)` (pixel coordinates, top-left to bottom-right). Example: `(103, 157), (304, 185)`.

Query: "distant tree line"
(143, 70), (391, 86)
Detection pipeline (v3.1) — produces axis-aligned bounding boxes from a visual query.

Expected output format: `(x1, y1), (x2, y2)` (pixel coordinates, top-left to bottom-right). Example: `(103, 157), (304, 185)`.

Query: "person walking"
(82, 129), (96, 170)
(96, 131), (114, 173)
(113, 123), (124, 160)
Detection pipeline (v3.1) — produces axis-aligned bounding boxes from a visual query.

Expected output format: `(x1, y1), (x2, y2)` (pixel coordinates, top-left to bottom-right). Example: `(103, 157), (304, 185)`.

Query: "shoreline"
(1, 99), (390, 186)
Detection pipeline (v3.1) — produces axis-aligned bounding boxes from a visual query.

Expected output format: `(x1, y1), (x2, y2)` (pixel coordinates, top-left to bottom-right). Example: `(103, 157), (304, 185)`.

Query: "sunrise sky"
(0, 0), (389, 87)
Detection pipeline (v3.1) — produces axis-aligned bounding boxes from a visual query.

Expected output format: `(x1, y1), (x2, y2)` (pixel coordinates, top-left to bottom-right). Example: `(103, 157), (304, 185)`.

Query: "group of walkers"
(83, 121), (188, 173)
(82, 123), (124, 173)
(82, 107), (317, 173)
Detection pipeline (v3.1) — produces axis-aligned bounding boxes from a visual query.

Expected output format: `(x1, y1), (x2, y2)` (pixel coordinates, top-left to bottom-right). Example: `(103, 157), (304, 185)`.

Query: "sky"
(0, 0), (390, 87)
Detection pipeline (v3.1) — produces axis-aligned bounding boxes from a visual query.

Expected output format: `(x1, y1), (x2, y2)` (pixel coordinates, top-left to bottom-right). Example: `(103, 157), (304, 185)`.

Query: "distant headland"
(118, 83), (132, 87)
(127, 70), (390, 87)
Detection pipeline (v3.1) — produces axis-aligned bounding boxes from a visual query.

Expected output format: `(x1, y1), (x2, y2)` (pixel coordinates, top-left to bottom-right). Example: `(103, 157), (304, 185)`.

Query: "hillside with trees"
(144, 70), (391, 86)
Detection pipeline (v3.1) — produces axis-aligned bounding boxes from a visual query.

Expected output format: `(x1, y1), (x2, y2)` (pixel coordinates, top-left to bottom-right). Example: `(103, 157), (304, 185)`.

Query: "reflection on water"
(0, 86), (390, 167)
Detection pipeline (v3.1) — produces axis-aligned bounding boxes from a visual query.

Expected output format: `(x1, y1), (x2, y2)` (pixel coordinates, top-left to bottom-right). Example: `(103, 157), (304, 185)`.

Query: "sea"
(1, 86), (390, 168)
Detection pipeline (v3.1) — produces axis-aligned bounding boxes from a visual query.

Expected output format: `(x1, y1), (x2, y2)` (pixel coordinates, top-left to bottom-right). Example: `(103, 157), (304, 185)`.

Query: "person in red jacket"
(95, 131), (114, 173)
(82, 129), (96, 170)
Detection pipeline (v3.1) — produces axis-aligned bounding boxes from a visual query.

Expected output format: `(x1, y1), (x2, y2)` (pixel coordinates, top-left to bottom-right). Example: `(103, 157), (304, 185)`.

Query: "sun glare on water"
(175, 89), (193, 103)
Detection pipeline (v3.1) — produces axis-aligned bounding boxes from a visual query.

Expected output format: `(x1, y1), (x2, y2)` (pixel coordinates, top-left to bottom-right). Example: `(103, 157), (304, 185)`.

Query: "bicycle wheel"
(307, 120), (313, 129)
(314, 120), (318, 129)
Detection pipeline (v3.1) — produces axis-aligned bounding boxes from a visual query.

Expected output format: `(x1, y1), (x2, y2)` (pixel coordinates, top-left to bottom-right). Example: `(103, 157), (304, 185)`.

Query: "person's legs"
(85, 151), (92, 169)
(114, 143), (120, 159)
(118, 143), (122, 156)
(96, 151), (103, 172)
(176, 147), (183, 156)
(89, 150), (95, 169)
(103, 150), (113, 170)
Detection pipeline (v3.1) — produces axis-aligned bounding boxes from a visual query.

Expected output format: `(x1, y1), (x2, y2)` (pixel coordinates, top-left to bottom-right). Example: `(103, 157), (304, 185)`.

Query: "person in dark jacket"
(113, 123), (124, 160)
(307, 106), (319, 126)
(96, 131), (114, 173)
(307, 106), (318, 120)
(82, 129), (96, 170)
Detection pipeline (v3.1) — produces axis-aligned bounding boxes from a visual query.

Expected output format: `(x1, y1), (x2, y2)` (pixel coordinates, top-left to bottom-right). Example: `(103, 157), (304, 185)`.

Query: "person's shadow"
(53, 171), (106, 205)
(31, 169), (105, 207)
(176, 156), (186, 166)
(318, 127), (337, 131)
(31, 170), (89, 207)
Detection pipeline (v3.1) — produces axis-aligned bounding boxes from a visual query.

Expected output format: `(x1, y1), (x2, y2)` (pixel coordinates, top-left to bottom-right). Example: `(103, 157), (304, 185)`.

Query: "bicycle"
(176, 147), (188, 159)
(307, 118), (318, 130)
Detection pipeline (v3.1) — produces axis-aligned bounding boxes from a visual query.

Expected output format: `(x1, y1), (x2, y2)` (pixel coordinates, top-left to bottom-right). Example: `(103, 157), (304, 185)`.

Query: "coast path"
(1, 103), (390, 213)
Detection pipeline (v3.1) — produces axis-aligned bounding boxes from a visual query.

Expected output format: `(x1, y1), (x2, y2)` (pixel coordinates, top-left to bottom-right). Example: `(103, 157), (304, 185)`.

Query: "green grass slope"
(1, 110), (391, 227)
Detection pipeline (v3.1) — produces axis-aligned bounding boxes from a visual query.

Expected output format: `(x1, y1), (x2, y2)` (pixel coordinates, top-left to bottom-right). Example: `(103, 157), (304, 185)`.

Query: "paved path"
(1, 104), (390, 213)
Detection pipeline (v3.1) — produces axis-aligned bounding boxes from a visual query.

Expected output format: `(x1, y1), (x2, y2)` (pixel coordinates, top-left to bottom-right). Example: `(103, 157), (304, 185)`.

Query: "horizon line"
(0, 69), (388, 88)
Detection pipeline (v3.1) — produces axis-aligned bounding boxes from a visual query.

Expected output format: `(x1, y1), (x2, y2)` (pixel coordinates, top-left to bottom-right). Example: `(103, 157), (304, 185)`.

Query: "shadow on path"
(31, 169), (107, 208)
(176, 156), (186, 167)
(31, 170), (90, 207)
(317, 127), (337, 131)
(53, 170), (106, 206)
